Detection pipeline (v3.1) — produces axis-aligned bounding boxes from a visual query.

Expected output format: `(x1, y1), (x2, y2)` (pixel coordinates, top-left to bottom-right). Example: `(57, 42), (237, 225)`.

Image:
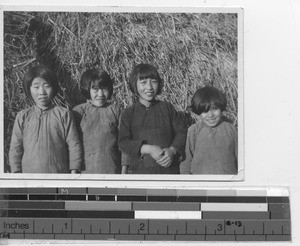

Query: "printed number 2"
(139, 223), (145, 231)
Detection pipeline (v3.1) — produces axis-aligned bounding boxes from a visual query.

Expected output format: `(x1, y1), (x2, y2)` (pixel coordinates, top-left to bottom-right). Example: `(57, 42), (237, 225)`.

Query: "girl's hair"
(128, 63), (163, 95)
(80, 68), (113, 99)
(191, 86), (227, 115)
(23, 65), (59, 99)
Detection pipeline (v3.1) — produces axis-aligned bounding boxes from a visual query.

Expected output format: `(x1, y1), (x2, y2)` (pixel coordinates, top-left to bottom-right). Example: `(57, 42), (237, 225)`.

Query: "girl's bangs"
(200, 96), (214, 113)
(137, 69), (158, 80)
(90, 79), (109, 89)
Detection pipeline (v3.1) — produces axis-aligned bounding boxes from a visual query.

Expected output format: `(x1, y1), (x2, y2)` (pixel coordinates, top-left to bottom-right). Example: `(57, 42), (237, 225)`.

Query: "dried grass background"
(3, 12), (238, 173)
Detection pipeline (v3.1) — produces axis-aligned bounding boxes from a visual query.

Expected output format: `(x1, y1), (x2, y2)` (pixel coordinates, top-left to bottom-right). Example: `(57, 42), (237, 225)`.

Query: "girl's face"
(30, 77), (53, 109)
(137, 77), (159, 107)
(200, 105), (222, 127)
(90, 83), (109, 107)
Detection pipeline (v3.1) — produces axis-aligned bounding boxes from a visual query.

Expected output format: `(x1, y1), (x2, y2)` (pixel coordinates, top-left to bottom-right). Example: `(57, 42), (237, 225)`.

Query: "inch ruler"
(0, 187), (291, 241)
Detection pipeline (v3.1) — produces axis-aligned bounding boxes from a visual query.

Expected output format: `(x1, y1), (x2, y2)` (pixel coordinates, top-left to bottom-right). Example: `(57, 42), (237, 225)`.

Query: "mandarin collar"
(136, 99), (159, 109)
(34, 103), (55, 113)
(87, 101), (110, 109)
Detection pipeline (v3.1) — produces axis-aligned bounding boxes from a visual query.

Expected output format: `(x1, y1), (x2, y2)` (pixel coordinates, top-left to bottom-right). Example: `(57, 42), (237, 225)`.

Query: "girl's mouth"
(207, 118), (216, 123)
(39, 97), (48, 101)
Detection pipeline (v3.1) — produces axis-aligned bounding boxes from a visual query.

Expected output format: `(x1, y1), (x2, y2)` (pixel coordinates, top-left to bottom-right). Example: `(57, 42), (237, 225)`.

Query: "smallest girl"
(180, 86), (238, 174)
(72, 68), (122, 174)
(9, 65), (82, 173)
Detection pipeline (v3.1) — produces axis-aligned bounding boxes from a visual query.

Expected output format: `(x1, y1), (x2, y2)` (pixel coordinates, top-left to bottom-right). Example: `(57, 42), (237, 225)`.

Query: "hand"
(141, 144), (163, 161)
(156, 147), (177, 168)
(121, 166), (128, 174)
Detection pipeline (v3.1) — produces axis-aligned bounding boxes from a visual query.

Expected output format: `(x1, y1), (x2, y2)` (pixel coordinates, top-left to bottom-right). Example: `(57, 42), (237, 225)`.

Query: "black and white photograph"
(1, 6), (244, 181)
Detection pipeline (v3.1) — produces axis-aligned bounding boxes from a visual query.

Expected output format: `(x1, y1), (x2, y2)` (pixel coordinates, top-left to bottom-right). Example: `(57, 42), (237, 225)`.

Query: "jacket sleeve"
(9, 112), (24, 173)
(179, 125), (196, 174)
(71, 105), (84, 138)
(169, 104), (187, 160)
(118, 108), (145, 158)
(63, 110), (83, 171)
(115, 105), (130, 167)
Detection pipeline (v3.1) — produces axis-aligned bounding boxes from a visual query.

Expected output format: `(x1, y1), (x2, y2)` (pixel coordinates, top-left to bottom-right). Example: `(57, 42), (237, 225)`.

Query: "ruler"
(0, 187), (291, 241)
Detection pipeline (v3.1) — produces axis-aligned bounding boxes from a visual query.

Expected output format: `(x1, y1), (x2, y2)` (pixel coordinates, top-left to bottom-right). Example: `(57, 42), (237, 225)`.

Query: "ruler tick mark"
(185, 222), (187, 234)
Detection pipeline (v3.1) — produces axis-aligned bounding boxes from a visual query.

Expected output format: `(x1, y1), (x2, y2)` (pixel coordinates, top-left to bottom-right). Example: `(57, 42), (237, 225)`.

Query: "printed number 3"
(217, 224), (223, 231)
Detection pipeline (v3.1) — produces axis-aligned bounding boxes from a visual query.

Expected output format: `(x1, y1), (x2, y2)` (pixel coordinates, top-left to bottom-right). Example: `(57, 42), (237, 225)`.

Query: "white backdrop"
(0, 0), (300, 245)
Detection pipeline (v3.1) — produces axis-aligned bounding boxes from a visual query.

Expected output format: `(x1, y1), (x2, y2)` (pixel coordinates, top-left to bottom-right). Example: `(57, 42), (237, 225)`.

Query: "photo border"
(0, 5), (244, 183)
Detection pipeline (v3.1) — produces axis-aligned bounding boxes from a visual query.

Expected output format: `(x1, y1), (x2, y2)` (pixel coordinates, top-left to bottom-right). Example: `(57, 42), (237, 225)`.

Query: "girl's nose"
(146, 80), (153, 89)
(39, 87), (46, 94)
(97, 89), (104, 96)
(207, 110), (214, 117)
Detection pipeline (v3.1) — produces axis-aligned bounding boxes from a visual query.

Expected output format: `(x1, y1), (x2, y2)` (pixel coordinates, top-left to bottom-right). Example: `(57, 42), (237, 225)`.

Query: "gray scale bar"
(132, 201), (200, 211)
(203, 211), (270, 220)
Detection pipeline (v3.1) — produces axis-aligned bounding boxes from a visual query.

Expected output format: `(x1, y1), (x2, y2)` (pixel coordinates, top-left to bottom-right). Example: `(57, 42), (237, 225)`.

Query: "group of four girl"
(9, 64), (238, 175)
